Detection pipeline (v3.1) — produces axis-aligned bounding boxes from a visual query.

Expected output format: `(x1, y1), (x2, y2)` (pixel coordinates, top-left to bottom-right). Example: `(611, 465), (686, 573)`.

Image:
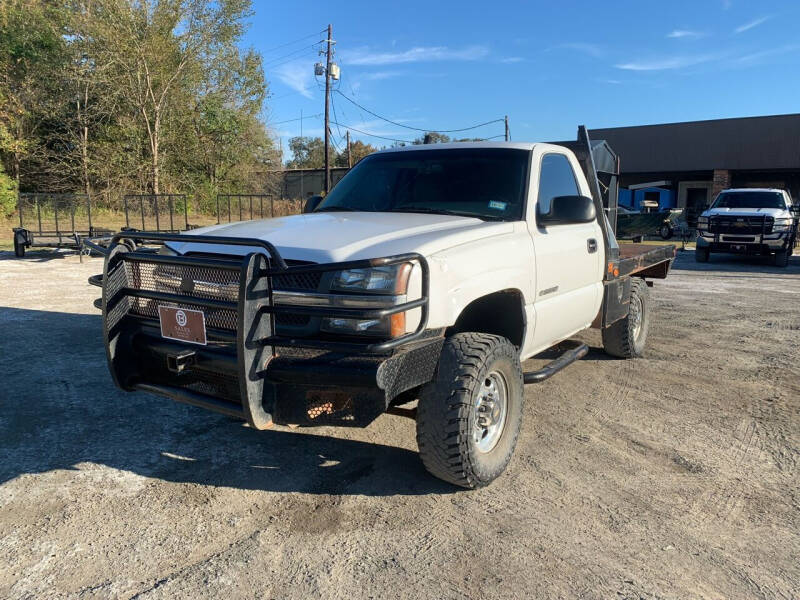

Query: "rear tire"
(416, 333), (524, 489)
(695, 247), (709, 263)
(602, 278), (650, 358)
(774, 249), (790, 268)
(13, 232), (26, 257)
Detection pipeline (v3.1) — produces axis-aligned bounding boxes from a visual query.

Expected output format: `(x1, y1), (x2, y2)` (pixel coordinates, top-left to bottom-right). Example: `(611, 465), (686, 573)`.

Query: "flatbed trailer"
(13, 194), (114, 257)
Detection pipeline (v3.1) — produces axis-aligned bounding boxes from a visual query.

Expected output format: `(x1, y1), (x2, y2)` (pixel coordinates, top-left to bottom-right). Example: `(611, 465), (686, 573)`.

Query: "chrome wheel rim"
(473, 371), (508, 453)
(630, 293), (644, 340)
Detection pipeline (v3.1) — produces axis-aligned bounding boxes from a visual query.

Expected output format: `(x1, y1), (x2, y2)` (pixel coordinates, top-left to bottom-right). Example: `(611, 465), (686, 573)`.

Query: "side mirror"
(538, 195), (596, 225)
(303, 195), (323, 214)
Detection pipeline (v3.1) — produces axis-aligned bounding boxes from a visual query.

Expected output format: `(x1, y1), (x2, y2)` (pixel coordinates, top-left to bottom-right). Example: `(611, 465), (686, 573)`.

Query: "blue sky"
(243, 0), (800, 160)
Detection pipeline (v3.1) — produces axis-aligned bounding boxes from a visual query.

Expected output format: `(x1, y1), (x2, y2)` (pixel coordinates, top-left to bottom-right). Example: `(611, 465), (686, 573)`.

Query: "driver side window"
(538, 153), (580, 216)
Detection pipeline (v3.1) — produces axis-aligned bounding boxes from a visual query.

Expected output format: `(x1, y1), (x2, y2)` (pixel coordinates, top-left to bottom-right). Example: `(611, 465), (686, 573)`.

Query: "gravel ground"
(1, 248), (798, 599)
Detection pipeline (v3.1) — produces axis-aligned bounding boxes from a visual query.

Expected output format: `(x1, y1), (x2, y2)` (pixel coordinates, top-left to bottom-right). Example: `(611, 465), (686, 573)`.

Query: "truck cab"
(90, 129), (675, 488)
(696, 188), (798, 267)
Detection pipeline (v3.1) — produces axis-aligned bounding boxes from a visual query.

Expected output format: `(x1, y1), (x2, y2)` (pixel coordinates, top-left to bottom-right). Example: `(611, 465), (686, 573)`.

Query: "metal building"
(590, 113), (800, 226)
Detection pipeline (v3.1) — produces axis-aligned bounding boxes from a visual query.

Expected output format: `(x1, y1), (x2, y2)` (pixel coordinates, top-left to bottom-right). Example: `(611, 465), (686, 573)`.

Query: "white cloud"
(735, 16), (770, 33)
(667, 29), (706, 39)
(342, 45), (489, 66)
(615, 53), (720, 71)
(359, 71), (401, 81)
(736, 44), (800, 65)
(500, 56), (524, 63)
(273, 60), (315, 99)
(551, 43), (604, 58)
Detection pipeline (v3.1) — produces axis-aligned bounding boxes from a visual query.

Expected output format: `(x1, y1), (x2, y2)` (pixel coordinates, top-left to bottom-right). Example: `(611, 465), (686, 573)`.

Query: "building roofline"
(590, 112), (800, 132)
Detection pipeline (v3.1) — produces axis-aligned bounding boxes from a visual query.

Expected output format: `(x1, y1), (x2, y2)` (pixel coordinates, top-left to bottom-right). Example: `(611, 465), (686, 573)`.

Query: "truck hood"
(167, 211), (513, 263)
(703, 207), (792, 218)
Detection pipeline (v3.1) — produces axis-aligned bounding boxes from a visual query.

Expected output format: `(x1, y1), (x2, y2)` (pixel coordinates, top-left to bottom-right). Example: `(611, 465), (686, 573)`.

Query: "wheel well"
(447, 289), (525, 348)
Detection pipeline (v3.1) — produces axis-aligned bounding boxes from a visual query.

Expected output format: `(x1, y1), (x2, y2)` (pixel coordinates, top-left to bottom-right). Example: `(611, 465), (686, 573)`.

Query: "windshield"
(316, 148), (529, 221)
(712, 191), (786, 210)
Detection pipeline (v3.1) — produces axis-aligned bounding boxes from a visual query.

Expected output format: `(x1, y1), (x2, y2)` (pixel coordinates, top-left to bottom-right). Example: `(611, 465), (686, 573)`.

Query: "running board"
(523, 341), (589, 384)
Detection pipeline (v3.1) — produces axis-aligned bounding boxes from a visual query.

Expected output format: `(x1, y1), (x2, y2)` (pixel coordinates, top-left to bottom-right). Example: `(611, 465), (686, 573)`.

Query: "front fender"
(425, 227), (535, 329)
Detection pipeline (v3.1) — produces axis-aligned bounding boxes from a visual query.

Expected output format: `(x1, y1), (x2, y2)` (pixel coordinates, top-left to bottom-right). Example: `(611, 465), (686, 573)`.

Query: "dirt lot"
(1, 248), (798, 599)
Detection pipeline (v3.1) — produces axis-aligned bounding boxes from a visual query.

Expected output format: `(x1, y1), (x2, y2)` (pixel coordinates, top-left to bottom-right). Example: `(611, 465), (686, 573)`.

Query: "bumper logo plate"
(158, 306), (207, 345)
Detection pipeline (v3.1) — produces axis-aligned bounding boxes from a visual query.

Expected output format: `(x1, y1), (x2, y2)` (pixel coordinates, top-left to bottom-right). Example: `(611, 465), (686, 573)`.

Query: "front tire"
(774, 249), (790, 267)
(416, 333), (524, 489)
(695, 246), (710, 263)
(659, 223), (673, 240)
(602, 278), (650, 358)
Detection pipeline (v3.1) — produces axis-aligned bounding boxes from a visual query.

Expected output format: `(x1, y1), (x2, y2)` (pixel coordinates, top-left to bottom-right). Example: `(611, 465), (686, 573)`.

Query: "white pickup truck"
(696, 188), (798, 267)
(89, 128), (675, 488)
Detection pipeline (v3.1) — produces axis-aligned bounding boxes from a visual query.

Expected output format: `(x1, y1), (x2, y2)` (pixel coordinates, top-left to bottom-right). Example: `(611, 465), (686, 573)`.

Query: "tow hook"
(166, 349), (196, 374)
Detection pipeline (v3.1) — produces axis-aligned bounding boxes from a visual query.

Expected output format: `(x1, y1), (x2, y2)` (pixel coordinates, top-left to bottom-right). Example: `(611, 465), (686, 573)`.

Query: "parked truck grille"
(709, 215), (773, 235)
(108, 255), (319, 332)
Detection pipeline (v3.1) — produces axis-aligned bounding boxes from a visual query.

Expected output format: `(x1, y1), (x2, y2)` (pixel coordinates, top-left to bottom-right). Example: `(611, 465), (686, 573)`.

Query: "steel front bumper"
(697, 234), (789, 253)
(90, 232), (438, 428)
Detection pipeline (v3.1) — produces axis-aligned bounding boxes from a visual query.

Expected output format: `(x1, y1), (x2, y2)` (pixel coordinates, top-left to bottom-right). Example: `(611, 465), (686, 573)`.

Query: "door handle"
(587, 238), (598, 253)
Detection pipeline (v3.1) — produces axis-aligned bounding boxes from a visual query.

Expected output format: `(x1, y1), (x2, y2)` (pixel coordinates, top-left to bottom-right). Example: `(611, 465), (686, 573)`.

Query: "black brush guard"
(92, 232), (432, 429)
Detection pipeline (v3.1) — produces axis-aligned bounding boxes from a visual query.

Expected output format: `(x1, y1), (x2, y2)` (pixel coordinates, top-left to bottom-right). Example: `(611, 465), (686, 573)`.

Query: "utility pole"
(323, 24), (333, 194)
(346, 130), (352, 168)
(504, 115), (510, 141)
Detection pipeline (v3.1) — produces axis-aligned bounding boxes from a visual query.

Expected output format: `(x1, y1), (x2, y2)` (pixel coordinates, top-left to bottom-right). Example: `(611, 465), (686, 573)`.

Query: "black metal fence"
(215, 194), (304, 223)
(123, 194), (189, 232)
(18, 193), (93, 235)
(216, 194), (273, 223)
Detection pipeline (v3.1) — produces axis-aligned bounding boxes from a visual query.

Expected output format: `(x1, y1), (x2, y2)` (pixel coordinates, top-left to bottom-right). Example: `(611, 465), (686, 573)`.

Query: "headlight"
(324, 262), (413, 337)
(772, 218), (793, 232)
(330, 263), (412, 294)
(697, 216), (709, 228)
(321, 317), (392, 337)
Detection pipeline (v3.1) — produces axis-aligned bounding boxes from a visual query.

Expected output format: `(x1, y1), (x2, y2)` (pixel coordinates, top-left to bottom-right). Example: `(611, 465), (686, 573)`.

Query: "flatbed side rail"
(617, 243), (676, 278)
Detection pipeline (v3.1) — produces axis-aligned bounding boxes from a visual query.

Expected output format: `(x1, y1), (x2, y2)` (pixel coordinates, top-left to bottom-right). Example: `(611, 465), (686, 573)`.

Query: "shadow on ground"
(0, 248), (84, 263)
(0, 307), (454, 496)
(670, 248), (800, 275)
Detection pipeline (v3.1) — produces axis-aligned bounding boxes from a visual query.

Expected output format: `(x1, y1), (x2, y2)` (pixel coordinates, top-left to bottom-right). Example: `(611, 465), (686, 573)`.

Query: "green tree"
(90, 0), (257, 194)
(286, 136), (335, 169)
(335, 139), (377, 167)
(0, 0), (68, 186)
(414, 132), (451, 145)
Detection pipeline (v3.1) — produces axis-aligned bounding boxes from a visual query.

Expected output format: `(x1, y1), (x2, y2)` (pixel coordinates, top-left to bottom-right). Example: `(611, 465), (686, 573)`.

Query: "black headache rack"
(91, 232), (431, 429)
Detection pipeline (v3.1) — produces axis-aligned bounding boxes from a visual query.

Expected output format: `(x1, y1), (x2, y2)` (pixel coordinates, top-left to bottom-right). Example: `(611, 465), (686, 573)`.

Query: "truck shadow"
(0, 249), (83, 263)
(0, 307), (455, 496)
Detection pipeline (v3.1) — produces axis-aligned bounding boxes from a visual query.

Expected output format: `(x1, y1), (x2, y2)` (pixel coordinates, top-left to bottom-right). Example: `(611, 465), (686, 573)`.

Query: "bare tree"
(93, 0), (253, 194)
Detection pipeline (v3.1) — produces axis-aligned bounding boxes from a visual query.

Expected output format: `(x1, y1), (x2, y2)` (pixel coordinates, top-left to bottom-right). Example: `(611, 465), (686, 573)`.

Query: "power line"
(330, 120), (417, 144)
(260, 31), (326, 56)
(330, 94), (345, 139)
(269, 113), (323, 126)
(263, 43), (322, 67)
(331, 120), (507, 144)
(334, 90), (505, 133)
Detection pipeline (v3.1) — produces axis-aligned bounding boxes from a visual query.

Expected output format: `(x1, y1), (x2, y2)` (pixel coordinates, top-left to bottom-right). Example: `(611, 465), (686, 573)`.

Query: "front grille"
(112, 254), (319, 332)
(709, 215), (773, 235)
(273, 269), (323, 291)
(125, 260), (240, 331)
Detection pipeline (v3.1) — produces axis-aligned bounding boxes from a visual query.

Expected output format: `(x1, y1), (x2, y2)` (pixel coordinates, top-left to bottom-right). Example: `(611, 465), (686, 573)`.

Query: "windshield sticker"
(488, 200), (507, 211)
